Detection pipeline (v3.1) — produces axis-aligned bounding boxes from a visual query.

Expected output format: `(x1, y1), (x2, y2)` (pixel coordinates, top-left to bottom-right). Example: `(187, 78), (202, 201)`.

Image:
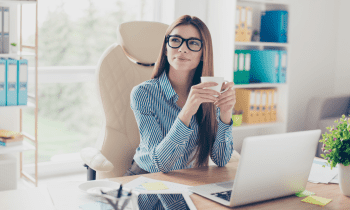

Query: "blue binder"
(0, 59), (6, 106)
(260, 10), (288, 43)
(6, 58), (17, 106)
(17, 59), (28, 105)
(278, 51), (287, 83)
(250, 50), (279, 83)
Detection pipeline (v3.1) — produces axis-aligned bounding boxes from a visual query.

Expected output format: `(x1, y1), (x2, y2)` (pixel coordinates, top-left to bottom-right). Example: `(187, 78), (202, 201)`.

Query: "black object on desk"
(83, 164), (96, 181)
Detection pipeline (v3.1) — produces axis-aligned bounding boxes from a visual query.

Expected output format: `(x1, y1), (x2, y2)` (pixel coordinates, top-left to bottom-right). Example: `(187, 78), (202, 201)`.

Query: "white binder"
(0, 7), (3, 54)
(2, 7), (9, 54)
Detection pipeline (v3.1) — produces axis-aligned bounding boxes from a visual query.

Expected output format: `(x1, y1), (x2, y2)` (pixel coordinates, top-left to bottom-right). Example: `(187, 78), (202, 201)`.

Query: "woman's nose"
(178, 42), (188, 53)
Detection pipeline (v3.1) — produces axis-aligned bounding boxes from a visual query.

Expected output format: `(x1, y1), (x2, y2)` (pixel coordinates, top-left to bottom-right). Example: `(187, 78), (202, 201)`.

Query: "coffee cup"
(200, 76), (230, 97)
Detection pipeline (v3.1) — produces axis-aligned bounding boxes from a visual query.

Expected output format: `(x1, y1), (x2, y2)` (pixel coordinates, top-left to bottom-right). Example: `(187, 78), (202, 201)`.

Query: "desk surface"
(1, 159), (349, 210)
(110, 161), (350, 210)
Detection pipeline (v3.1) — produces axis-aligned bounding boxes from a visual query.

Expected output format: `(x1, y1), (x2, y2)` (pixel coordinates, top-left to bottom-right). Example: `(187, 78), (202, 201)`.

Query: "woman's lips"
(176, 58), (189, 62)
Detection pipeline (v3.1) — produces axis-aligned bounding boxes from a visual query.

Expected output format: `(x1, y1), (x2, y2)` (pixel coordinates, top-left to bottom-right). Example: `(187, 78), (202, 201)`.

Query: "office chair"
(80, 21), (169, 180)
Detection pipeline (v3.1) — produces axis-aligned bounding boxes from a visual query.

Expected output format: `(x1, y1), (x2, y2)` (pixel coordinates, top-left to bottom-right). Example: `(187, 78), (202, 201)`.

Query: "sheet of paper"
(123, 176), (193, 194)
(142, 182), (169, 191)
(308, 159), (338, 184)
(301, 196), (332, 207)
(295, 190), (315, 197)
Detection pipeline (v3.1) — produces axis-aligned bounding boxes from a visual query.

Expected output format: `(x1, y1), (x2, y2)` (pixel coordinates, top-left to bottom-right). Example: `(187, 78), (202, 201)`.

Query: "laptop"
(188, 129), (321, 207)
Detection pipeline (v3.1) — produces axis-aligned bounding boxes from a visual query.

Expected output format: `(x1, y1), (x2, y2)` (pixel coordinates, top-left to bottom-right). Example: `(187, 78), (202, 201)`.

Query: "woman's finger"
(215, 95), (236, 107)
(192, 88), (221, 97)
(217, 89), (235, 100)
(220, 82), (235, 91)
(193, 93), (218, 102)
(192, 81), (218, 89)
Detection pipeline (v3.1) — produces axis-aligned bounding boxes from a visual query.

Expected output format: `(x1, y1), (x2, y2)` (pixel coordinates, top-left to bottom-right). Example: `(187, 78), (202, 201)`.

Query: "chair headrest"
(117, 21), (169, 64)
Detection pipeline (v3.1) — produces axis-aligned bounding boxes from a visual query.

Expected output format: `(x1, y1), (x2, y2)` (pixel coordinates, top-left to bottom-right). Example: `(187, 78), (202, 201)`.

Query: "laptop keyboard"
(211, 190), (232, 201)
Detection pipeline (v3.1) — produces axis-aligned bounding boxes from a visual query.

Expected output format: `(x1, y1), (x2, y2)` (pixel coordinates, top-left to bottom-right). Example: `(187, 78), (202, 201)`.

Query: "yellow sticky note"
(301, 195), (332, 207)
(142, 182), (169, 191)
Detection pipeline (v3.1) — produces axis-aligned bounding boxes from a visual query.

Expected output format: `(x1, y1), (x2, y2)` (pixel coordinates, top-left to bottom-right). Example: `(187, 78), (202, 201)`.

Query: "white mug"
(200, 76), (230, 97)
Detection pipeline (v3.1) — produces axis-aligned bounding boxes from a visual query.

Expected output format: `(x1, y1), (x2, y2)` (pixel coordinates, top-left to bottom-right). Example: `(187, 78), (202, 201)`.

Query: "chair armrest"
(80, 147), (114, 172)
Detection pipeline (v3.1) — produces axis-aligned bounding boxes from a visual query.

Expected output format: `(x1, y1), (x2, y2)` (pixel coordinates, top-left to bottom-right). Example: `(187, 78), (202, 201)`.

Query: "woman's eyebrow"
(172, 34), (201, 39)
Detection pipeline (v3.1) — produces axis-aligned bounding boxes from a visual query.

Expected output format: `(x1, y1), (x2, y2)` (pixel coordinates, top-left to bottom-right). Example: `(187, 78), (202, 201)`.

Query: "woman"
(124, 15), (236, 176)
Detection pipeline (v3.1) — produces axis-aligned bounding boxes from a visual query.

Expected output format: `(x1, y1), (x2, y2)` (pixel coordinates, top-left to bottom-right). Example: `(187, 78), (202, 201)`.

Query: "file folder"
(235, 88), (258, 124)
(261, 89), (267, 123)
(235, 6), (242, 42)
(234, 52), (238, 81)
(0, 8), (3, 54)
(265, 89), (272, 122)
(242, 7), (253, 42)
(6, 59), (17, 106)
(235, 6), (245, 42)
(250, 50), (279, 83)
(260, 10), (288, 43)
(279, 51), (287, 83)
(275, 51), (280, 83)
(0, 59), (6, 106)
(17, 59), (28, 105)
(234, 50), (250, 84)
(271, 89), (277, 122)
(256, 89), (263, 123)
(2, 7), (9, 54)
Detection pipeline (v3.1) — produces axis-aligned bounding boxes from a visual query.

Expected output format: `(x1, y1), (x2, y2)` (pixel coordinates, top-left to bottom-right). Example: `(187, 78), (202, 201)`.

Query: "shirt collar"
(159, 71), (178, 101)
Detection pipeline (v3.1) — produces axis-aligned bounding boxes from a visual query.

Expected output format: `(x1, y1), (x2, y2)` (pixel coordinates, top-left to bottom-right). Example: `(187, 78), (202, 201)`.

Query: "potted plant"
(10, 43), (17, 54)
(10, 43), (17, 53)
(319, 114), (350, 196)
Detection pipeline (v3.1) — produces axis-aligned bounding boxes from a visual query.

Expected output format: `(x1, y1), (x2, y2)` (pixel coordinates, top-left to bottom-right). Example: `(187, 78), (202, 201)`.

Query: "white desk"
(0, 187), (55, 210)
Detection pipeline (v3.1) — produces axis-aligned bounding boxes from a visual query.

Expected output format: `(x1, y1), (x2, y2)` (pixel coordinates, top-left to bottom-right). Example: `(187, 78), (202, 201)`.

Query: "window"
(22, 0), (158, 165)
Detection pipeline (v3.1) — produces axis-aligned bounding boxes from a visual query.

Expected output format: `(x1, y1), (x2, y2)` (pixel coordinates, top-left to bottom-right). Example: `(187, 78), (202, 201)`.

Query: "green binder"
(234, 50), (250, 84)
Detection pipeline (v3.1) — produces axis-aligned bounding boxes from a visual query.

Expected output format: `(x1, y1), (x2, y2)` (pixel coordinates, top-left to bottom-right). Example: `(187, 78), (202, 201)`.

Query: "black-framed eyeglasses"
(166, 35), (203, 52)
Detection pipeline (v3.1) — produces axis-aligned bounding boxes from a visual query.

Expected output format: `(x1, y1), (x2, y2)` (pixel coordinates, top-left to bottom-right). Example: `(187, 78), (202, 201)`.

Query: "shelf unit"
(208, 0), (290, 154)
(0, 0), (38, 187)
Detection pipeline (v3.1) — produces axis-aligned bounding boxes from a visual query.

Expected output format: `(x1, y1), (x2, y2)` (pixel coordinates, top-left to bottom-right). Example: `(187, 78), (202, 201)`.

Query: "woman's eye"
(189, 41), (200, 46)
(170, 38), (180, 42)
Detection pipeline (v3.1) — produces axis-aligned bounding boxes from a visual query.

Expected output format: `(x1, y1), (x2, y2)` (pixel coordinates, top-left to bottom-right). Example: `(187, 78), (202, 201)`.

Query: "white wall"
(287, 0), (338, 132)
(335, 0), (350, 95)
(159, 0), (208, 25)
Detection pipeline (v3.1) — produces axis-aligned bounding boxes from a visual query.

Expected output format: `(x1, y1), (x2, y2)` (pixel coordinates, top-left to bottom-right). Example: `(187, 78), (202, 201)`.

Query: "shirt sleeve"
(210, 107), (234, 167)
(130, 85), (194, 173)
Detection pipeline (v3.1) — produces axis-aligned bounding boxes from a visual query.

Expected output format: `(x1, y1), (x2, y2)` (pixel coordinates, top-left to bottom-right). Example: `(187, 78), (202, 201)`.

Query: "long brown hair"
(151, 15), (217, 167)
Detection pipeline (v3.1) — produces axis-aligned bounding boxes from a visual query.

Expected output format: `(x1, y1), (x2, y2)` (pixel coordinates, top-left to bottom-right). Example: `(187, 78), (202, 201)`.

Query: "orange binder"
(235, 88), (258, 124)
(242, 7), (253, 42)
(265, 89), (272, 122)
(255, 89), (263, 123)
(261, 89), (267, 123)
(235, 6), (243, 42)
(271, 89), (277, 122)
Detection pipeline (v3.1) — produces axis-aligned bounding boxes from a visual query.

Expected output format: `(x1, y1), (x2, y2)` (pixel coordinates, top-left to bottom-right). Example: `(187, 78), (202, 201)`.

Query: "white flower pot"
(339, 163), (350, 196)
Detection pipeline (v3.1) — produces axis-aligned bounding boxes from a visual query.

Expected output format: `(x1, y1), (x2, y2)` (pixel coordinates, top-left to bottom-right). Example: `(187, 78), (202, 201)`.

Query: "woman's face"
(166, 24), (203, 73)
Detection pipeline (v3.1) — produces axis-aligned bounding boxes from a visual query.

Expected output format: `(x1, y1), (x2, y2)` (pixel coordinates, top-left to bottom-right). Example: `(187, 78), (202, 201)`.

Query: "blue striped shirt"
(131, 71), (234, 173)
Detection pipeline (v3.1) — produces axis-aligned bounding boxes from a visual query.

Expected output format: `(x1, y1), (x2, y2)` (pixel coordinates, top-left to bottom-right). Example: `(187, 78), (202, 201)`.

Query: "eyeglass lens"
(168, 36), (202, 51)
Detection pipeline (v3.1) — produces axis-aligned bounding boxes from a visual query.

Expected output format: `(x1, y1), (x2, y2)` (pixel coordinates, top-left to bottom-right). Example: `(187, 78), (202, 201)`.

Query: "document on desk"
(123, 176), (193, 195)
(46, 180), (110, 210)
(308, 159), (338, 184)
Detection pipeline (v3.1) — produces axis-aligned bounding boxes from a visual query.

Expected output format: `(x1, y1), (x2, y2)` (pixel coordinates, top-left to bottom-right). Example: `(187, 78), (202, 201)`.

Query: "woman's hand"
(178, 82), (220, 127)
(214, 82), (236, 116)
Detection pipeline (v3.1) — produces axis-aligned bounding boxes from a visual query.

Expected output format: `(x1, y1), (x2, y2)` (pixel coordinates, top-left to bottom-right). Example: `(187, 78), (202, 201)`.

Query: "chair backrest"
(95, 21), (169, 179)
